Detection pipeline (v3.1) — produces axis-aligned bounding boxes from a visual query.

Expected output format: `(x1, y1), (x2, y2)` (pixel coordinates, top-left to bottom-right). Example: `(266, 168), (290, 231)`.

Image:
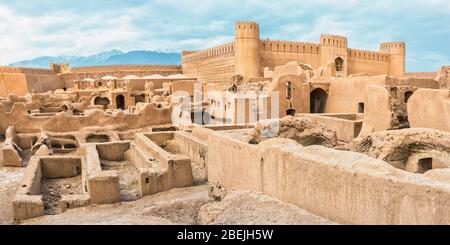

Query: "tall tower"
(320, 34), (348, 77)
(380, 42), (406, 76)
(235, 21), (261, 79)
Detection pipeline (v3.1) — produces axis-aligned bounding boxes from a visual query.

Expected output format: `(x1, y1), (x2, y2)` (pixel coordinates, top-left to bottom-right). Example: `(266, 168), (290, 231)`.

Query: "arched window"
(335, 57), (344, 71)
(286, 81), (292, 99)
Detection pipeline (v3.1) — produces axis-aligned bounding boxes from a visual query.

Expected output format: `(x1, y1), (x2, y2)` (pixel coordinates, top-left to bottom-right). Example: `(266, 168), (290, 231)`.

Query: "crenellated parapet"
(182, 42), (235, 63)
(235, 21), (260, 39)
(71, 64), (182, 73)
(320, 34), (348, 48)
(0, 66), (56, 75)
(348, 48), (390, 62)
(260, 39), (321, 54)
(380, 42), (406, 51)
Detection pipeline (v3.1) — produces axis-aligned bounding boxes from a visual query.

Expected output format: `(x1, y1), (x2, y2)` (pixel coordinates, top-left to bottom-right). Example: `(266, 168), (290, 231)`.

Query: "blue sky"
(0, 0), (449, 71)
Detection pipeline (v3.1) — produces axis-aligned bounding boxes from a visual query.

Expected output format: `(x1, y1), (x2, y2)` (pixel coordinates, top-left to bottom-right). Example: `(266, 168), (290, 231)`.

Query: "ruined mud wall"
(0, 67), (64, 96)
(408, 89), (450, 131)
(0, 103), (172, 134)
(207, 132), (450, 224)
(59, 65), (182, 88)
(351, 128), (450, 171)
(436, 66), (450, 89)
(359, 84), (431, 137)
(325, 76), (438, 115)
(182, 43), (235, 84)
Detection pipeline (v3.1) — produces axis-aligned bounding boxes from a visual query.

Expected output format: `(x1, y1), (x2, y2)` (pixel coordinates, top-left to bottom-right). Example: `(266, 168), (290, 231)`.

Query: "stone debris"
(250, 116), (338, 147)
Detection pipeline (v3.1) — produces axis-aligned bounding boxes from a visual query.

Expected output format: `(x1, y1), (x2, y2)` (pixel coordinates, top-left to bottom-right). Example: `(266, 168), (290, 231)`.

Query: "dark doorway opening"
(286, 81), (292, 99)
(404, 91), (414, 103)
(358, 103), (365, 113)
(286, 108), (296, 116)
(133, 94), (146, 103)
(94, 97), (110, 110)
(417, 158), (432, 173)
(116, 94), (125, 110)
(310, 88), (328, 113)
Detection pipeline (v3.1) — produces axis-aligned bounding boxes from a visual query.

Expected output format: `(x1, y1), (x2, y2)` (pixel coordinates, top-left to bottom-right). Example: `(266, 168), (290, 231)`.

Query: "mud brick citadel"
(1, 21), (449, 225)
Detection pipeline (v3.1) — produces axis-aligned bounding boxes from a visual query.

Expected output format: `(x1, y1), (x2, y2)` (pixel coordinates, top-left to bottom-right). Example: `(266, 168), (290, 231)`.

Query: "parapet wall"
(207, 132), (450, 224)
(348, 48), (390, 62)
(260, 40), (321, 68)
(0, 67), (56, 74)
(182, 42), (235, 83)
(71, 64), (182, 73)
(0, 66), (64, 97)
(347, 48), (390, 75)
(182, 42), (235, 63)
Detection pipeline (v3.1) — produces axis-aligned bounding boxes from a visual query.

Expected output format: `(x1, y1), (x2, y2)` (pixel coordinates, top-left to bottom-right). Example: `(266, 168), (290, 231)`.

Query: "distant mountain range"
(8, 49), (182, 68)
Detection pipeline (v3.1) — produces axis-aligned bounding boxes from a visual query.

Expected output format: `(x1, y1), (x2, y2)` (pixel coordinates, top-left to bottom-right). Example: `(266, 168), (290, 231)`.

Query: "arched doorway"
(116, 94), (125, 110)
(94, 97), (110, 110)
(310, 88), (328, 113)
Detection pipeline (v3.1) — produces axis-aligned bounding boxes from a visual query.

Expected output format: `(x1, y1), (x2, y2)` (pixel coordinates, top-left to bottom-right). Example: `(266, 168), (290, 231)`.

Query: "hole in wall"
(358, 103), (365, 113)
(417, 158), (433, 174)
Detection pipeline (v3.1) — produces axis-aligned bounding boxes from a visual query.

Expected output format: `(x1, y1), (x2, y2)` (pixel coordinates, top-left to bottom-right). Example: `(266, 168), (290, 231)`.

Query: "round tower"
(380, 42), (406, 77)
(235, 21), (261, 79)
(320, 34), (348, 76)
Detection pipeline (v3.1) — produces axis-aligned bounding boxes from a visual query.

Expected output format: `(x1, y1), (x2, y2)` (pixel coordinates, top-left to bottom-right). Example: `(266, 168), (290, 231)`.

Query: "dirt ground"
(1, 147), (334, 225)
(0, 167), (26, 224)
(41, 175), (83, 215)
(159, 139), (182, 154)
(101, 159), (142, 201)
(13, 183), (335, 225)
(198, 190), (334, 225)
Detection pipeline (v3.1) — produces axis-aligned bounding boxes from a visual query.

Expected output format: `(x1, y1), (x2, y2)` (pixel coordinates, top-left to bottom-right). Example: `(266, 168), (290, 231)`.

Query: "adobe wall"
(85, 142), (123, 204)
(207, 132), (450, 224)
(182, 43), (235, 84)
(325, 75), (387, 113)
(359, 85), (393, 136)
(132, 132), (193, 195)
(0, 67), (63, 96)
(408, 89), (450, 132)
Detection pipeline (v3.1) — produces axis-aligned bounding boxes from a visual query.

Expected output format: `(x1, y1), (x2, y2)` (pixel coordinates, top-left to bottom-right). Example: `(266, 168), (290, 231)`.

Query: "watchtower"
(235, 21), (261, 79)
(380, 42), (406, 76)
(320, 34), (348, 77)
